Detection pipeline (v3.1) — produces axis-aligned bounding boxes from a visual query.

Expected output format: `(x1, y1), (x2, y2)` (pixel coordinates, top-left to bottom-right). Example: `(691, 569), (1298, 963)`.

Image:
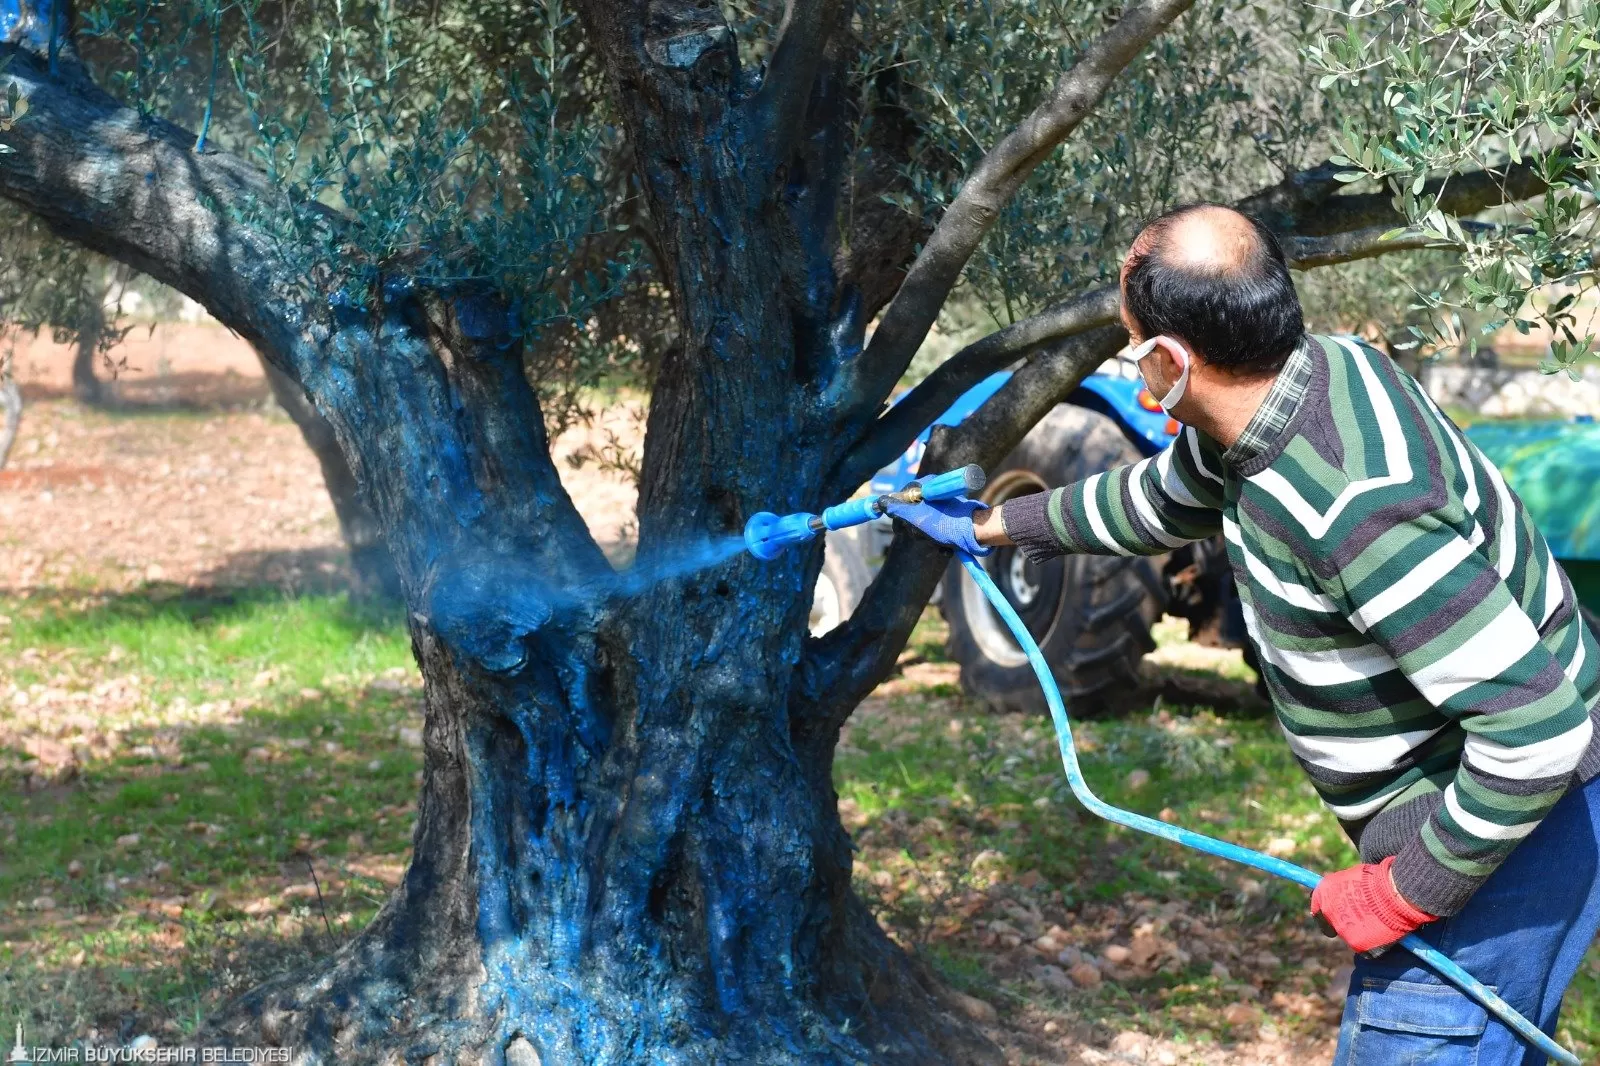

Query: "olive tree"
(0, 0), (1564, 1060)
(1308, 0), (1599, 368)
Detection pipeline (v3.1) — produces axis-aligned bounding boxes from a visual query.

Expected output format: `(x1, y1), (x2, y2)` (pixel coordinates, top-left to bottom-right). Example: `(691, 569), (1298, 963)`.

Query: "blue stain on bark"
(1, 0), (59, 50)
(424, 536), (747, 675)
(412, 523), (815, 1060)
(427, 557), (555, 673)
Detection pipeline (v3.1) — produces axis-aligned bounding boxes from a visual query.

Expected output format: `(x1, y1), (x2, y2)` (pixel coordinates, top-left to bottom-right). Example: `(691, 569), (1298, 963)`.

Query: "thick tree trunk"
(4, 14), (1187, 1058)
(195, 285), (988, 1063)
(0, 50), (983, 1063)
(193, 14), (987, 1058)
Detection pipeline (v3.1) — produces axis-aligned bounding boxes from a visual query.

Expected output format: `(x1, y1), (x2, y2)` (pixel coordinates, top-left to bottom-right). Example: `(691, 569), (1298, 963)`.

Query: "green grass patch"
(5, 588), (1598, 1059)
(0, 587), (421, 1042)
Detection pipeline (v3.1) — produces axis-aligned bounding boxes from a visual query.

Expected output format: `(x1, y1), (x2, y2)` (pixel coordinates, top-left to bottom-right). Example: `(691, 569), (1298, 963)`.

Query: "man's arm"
(1318, 513), (1595, 917)
(991, 425), (1227, 560)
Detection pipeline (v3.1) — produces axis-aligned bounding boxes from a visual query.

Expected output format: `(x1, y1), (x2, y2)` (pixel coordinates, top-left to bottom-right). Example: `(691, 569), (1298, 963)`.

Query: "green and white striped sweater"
(1002, 334), (1600, 916)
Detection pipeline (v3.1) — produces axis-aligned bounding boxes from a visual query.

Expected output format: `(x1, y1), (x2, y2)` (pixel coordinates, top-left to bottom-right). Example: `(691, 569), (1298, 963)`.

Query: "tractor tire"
(810, 525), (873, 636)
(942, 404), (1165, 716)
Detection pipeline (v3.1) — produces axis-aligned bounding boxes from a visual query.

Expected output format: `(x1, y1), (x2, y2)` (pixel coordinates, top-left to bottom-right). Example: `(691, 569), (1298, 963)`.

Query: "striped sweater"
(1002, 334), (1600, 916)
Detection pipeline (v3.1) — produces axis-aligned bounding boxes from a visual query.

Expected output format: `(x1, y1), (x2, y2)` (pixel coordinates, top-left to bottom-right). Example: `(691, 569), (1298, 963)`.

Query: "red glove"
(1309, 856), (1437, 954)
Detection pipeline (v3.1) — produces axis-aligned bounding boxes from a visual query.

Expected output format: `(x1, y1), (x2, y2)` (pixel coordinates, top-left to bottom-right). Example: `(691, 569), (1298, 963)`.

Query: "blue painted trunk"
(200, 198), (985, 1065)
(0, 14), (991, 1059)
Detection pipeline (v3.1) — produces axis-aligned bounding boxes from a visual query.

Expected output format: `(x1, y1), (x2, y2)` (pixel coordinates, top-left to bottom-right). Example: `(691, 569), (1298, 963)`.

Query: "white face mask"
(1130, 336), (1191, 414)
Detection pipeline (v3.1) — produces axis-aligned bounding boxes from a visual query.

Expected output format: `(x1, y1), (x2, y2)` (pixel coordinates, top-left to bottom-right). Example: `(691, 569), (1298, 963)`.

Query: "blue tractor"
(811, 361), (1249, 714)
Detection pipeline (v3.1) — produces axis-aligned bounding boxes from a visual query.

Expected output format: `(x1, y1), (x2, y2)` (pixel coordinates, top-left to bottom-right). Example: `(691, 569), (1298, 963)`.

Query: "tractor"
(811, 358), (1248, 715)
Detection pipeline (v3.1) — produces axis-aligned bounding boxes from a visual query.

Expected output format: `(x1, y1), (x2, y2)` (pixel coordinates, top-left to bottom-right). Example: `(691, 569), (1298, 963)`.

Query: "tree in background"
(1, 0), (1589, 1061)
(0, 182), (411, 592)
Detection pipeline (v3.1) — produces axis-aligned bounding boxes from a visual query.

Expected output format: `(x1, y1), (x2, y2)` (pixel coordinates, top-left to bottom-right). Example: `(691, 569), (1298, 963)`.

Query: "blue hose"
(956, 551), (1580, 1066)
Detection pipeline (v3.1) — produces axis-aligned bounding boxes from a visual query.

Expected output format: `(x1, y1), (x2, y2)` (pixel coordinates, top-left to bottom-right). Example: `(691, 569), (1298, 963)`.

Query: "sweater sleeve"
(1315, 511), (1594, 916)
(1001, 425), (1226, 562)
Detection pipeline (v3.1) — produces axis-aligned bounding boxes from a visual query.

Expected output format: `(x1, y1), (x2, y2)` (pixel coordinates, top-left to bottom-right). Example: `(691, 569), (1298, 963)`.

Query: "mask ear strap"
(1155, 337), (1192, 413)
(1158, 336), (1191, 368)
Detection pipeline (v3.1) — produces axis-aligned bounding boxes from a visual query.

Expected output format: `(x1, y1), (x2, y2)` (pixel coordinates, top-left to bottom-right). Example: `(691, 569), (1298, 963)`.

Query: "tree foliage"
(1309, 0), (1600, 371)
(8, 0), (644, 435)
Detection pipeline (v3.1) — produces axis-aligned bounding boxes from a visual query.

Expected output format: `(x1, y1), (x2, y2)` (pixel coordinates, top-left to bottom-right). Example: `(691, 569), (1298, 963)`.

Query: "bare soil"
(2, 327), (643, 593)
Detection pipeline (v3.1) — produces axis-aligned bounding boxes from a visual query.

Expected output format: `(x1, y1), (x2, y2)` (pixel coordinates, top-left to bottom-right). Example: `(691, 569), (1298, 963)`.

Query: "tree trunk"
(0, 24), (1069, 1063)
(0, 370), (20, 471)
(193, 276), (988, 1063)
(258, 354), (402, 600)
(71, 289), (103, 404)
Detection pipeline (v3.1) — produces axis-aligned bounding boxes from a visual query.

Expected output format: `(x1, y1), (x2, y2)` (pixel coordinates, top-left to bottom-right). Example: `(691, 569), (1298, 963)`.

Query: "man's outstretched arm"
(989, 425), (1227, 559)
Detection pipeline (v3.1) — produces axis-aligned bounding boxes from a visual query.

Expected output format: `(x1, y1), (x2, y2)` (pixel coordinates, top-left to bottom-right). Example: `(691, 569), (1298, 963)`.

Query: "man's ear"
(1148, 336), (1192, 380)
(1152, 336), (1192, 365)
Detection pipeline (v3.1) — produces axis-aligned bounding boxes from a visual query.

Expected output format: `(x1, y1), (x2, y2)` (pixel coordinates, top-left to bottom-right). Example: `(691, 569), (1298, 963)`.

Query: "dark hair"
(1122, 204), (1305, 375)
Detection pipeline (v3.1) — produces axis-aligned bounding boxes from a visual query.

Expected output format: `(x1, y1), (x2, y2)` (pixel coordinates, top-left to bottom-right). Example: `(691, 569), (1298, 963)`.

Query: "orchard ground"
(3, 329), (1599, 1064)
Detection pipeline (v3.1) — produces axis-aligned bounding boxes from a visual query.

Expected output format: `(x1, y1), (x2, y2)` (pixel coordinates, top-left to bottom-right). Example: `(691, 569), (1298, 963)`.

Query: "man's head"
(1119, 204), (1304, 415)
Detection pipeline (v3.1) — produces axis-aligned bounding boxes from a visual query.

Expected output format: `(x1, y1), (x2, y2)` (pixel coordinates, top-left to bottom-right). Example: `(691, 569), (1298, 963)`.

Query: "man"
(890, 204), (1600, 1063)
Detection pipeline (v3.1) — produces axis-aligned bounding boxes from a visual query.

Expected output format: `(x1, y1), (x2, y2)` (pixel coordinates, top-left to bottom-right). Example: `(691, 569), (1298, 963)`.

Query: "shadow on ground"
(19, 374), (272, 413)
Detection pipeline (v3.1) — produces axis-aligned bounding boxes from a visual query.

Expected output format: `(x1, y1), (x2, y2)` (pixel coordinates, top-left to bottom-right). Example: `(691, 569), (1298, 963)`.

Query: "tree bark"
(1, 35), (994, 1064)
(0, 370), (19, 471)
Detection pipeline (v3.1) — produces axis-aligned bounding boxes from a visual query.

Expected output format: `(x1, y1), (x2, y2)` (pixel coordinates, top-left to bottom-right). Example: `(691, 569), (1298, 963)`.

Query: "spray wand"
(743, 467), (1579, 1066)
(743, 465), (987, 561)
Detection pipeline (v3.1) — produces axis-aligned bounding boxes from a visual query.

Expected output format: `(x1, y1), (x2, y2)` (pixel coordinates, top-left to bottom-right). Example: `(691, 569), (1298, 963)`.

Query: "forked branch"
(832, 0), (1197, 417)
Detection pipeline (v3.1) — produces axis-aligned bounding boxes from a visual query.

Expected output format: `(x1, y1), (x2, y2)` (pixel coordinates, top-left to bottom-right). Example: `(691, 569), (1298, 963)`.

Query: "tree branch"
(830, 157), (1550, 494)
(1280, 224), (1461, 269)
(0, 48), (305, 360)
(828, 286), (1120, 494)
(752, 0), (846, 155)
(1238, 156), (1552, 237)
(795, 327), (1126, 738)
(0, 47), (614, 584)
(829, 0), (1196, 419)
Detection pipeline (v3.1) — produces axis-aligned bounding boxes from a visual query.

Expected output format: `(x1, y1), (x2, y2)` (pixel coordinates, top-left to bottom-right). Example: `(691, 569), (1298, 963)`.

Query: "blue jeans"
(1333, 773), (1600, 1065)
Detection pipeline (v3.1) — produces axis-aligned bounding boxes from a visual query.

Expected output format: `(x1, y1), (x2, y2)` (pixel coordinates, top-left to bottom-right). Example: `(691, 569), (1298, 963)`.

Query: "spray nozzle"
(744, 465), (987, 560)
(743, 511), (822, 560)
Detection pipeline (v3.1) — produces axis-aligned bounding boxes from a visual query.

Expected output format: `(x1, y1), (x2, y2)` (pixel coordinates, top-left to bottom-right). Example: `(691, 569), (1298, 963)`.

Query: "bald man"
(891, 204), (1600, 1063)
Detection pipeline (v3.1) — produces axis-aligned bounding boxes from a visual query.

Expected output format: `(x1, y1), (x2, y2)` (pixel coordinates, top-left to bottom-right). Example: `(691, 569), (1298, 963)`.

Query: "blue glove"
(884, 496), (994, 557)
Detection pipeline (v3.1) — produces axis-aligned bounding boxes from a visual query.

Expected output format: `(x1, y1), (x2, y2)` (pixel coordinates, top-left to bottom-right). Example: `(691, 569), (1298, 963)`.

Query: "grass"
(3, 587), (1598, 1059)
(0, 587), (422, 1042)
(836, 616), (1600, 1059)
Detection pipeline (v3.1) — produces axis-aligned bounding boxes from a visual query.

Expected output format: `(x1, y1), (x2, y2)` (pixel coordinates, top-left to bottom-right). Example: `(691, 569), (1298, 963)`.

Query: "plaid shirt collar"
(1222, 337), (1312, 467)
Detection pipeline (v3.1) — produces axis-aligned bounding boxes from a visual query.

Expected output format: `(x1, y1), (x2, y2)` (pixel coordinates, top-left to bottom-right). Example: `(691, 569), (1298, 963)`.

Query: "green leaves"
(69, 0), (641, 433)
(1307, 0), (1600, 366)
(870, 0), (1279, 329)
(0, 55), (29, 152)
